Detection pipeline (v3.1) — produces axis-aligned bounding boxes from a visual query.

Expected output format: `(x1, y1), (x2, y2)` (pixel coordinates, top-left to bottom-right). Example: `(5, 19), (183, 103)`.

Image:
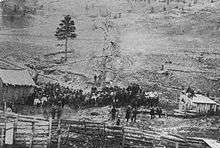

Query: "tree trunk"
(65, 38), (68, 62)
(167, 0), (169, 5)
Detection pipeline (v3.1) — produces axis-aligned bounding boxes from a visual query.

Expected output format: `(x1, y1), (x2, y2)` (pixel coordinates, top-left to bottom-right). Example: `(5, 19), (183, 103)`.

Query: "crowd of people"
(32, 82), (160, 119)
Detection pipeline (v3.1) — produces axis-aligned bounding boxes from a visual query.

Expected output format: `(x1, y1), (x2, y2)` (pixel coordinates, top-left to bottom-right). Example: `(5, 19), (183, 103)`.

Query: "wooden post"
(103, 123), (106, 147)
(65, 124), (70, 145)
(4, 102), (6, 113)
(99, 123), (105, 147)
(176, 142), (179, 148)
(3, 114), (6, 147)
(57, 119), (61, 148)
(0, 127), (4, 147)
(47, 117), (52, 148)
(122, 126), (125, 148)
(13, 115), (19, 145)
(84, 120), (86, 133)
(29, 120), (35, 148)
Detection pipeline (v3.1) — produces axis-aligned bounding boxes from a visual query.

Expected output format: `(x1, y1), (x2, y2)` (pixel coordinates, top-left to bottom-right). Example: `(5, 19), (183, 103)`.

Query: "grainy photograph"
(0, 0), (219, 147)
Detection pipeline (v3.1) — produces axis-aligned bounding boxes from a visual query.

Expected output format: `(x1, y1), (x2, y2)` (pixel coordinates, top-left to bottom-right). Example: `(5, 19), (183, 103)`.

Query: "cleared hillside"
(0, 0), (219, 98)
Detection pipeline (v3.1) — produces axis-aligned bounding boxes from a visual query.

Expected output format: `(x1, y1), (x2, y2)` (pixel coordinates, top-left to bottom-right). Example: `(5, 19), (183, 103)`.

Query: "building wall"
(1, 83), (34, 104)
(0, 79), (3, 109)
(196, 103), (217, 113)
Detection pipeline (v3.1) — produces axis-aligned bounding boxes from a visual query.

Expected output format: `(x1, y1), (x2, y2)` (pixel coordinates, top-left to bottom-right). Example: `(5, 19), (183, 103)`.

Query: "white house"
(179, 93), (218, 114)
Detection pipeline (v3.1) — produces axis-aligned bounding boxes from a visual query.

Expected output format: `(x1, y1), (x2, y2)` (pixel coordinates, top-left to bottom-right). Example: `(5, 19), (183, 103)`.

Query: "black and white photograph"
(0, 0), (219, 147)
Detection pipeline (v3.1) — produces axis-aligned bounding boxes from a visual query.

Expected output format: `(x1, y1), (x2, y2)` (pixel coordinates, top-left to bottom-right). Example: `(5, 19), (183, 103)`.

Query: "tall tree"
(55, 15), (77, 62)
(92, 18), (132, 86)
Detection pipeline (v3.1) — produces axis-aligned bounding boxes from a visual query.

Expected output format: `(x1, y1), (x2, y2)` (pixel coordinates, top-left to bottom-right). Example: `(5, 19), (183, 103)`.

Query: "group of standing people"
(150, 107), (163, 119)
(110, 105), (139, 125)
(110, 105), (163, 125)
(125, 106), (138, 123)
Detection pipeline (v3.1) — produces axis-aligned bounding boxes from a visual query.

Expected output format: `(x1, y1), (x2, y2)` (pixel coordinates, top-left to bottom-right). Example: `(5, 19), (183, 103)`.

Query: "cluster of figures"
(110, 106), (139, 126)
(32, 82), (160, 119)
(110, 106), (164, 125)
(149, 107), (163, 119)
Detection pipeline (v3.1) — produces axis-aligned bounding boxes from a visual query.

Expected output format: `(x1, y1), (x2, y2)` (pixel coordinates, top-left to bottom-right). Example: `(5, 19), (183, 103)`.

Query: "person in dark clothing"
(94, 75), (97, 82)
(51, 104), (56, 119)
(125, 106), (131, 122)
(56, 105), (62, 120)
(131, 108), (138, 122)
(116, 118), (120, 126)
(111, 106), (117, 121)
(157, 107), (162, 118)
(150, 108), (155, 119)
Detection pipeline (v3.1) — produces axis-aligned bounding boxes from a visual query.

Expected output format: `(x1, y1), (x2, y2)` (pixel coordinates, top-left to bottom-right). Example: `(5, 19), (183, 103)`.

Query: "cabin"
(179, 92), (218, 114)
(0, 69), (36, 106)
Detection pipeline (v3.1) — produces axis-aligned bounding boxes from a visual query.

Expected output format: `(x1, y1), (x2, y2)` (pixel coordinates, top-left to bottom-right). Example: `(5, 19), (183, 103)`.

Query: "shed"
(0, 69), (36, 105)
(179, 93), (218, 114)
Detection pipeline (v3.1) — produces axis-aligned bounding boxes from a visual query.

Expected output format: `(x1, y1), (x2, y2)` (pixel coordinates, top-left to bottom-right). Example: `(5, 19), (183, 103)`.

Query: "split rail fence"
(0, 111), (211, 148)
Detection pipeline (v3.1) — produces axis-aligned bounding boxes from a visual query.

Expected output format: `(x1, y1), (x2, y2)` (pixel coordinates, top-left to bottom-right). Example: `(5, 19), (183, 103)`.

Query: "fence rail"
(0, 111), (211, 148)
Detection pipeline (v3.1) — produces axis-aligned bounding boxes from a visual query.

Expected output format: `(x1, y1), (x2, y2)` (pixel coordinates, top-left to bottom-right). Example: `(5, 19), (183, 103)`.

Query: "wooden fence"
(0, 112), (211, 148)
(0, 112), (49, 148)
(50, 119), (124, 147)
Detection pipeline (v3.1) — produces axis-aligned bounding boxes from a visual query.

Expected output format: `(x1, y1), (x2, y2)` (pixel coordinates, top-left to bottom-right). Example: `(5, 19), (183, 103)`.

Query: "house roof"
(0, 69), (36, 86)
(202, 138), (220, 148)
(192, 94), (217, 104)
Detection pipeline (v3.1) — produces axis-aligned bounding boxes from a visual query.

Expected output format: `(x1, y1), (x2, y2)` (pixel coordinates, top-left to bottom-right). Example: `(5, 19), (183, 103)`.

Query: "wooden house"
(179, 92), (218, 114)
(0, 69), (36, 105)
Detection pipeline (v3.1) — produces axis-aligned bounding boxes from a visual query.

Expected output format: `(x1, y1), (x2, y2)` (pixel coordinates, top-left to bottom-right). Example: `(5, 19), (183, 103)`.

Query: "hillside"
(0, 0), (219, 99)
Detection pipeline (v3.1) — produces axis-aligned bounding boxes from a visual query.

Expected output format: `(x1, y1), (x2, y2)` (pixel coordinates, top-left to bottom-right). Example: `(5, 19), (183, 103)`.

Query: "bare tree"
(92, 18), (132, 86)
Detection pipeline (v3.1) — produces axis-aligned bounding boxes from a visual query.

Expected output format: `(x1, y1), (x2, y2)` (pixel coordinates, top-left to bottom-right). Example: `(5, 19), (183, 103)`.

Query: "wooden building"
(0, 69), (36, 106)
(179, 92), (218, 114)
